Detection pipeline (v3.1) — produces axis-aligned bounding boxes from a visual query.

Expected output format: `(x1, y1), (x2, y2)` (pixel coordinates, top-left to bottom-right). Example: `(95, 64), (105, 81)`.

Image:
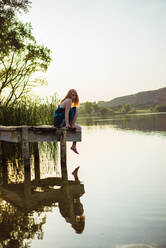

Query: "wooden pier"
(0, 177), (85, 211)
(0, 125), (81, 199)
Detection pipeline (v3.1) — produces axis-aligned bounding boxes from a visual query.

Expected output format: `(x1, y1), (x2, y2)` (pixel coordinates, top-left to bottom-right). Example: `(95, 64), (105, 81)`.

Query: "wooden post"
(60, 130), (68, 180)
(21, 127), (31, 200)
(33, 142), (40, 183)
(1, 141), (8, 185)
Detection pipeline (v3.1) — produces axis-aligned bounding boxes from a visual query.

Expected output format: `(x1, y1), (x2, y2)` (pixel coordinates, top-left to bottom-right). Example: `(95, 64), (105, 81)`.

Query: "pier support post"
(21, 127), (31, 200)
(60, 131), (68, 180)
(33, 142), (40, 183)
(1, 141), (8, 185)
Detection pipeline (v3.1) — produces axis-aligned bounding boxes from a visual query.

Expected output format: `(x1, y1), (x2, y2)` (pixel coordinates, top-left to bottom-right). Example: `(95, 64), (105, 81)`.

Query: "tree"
(0, 201), (46, 248)
(0, 22), (51, 106)
(121, 104), (131, 114)
(83, 102), (93, 114)
(92, 102), (100, 113)
(0, 2), (52, 106)
(0, 0), (31, 56)
(100, 107), (110, 115)
(155, 104), (166, 112)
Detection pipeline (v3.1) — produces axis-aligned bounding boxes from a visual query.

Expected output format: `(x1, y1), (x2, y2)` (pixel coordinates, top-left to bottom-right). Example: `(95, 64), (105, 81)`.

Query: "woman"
(54, 89), (81, 154)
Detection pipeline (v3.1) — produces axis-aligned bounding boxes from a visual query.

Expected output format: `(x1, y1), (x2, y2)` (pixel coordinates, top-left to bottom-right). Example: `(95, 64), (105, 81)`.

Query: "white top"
(59, 98), (72, 108)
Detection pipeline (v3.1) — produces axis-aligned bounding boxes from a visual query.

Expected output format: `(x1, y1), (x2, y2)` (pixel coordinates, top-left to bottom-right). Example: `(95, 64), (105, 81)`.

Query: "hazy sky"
(21, 0), (166, 102)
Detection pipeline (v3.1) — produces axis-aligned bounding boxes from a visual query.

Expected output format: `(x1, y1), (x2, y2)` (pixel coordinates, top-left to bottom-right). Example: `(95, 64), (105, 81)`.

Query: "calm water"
(1, 113), (166, 248)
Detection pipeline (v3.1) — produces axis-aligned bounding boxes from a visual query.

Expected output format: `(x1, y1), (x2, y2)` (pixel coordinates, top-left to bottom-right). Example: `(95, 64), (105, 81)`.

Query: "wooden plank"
(0, 125), (81, 142)
(0, 183), (85, 210)
(0, 125), (20, 131)
(0, 130), (21, 143)
(31, 177), (82, 186)
(31, 190), (62, 202)
(28, 127), (81, 142)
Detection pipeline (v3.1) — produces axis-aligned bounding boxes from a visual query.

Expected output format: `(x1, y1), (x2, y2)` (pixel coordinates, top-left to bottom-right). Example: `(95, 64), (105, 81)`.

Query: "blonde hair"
(61, 89), (79, 107)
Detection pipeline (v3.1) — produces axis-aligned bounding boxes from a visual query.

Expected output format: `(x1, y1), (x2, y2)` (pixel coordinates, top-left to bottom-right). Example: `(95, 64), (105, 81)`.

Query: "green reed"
(0, 93), (59, 126)
(0, 94), (60, 174)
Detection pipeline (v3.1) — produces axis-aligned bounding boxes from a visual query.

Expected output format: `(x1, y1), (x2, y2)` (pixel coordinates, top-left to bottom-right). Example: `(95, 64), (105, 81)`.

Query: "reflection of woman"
(54, 89), (81, 154)
(72, 198), (85, 234)
(58, 195), (85, 234)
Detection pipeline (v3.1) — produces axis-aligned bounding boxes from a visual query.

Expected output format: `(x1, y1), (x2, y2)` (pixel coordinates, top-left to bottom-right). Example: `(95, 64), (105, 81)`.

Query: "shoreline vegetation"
(1, 95), (166, 126)
(0, 94), (59, 126)
(2, 96), (166, 127)
(1, 89), (164, 127)
(78, 101), (166, 118)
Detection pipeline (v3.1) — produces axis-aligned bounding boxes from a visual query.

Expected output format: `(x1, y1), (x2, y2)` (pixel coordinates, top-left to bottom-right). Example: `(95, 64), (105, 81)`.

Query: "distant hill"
(98, 87), (166, 108)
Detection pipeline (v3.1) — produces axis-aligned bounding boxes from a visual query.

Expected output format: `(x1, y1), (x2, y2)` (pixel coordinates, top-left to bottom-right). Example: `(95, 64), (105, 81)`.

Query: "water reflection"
(0, 141), (59, 184)
(0, 154), (85, 247)
(59, 182), (85, 234)
(78, 113), (166, 133)
(0, 202), (46, 248)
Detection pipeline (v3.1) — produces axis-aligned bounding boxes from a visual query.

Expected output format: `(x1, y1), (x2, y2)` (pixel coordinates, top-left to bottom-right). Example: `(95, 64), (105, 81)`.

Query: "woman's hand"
(70, 123), (76, 128)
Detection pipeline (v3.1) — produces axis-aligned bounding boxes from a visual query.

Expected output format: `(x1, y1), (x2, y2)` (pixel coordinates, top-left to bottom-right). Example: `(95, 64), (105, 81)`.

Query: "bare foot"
(72, 166), (80, 181)
(71, 146), (79, 154)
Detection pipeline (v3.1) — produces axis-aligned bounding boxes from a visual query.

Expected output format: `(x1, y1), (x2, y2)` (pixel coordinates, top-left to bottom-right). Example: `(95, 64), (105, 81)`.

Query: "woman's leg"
(72, 166), (80, 181)
(70, 123), (81, 154)
(70, 107), (81, 154)
(70, 107), (78, 126)
(71, 141), (79, 154)
(70, 108), (81, 130)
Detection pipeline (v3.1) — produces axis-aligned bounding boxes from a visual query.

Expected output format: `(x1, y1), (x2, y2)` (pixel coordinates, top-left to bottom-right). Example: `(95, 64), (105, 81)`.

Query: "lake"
(0, 113), (166, 248)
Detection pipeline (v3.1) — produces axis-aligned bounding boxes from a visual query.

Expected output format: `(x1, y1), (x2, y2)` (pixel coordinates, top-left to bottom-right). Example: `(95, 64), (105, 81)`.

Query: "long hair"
(61, 89), (79, 107)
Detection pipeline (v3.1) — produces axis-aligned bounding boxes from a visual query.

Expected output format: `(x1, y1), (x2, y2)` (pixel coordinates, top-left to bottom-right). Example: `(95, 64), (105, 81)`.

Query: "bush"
(154, 104), (166, 112)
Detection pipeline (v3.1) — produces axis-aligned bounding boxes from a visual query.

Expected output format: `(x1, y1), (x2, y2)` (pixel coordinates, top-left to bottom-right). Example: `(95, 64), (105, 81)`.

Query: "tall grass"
(0, 93), (59, 126)
(0, 93), (59, 173)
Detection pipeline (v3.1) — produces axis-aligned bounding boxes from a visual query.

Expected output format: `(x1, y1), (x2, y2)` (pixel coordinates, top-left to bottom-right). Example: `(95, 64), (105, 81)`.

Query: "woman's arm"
(65, 98), (72, 128)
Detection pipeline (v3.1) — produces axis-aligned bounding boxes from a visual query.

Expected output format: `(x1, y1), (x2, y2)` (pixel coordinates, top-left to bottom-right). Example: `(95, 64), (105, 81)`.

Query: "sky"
(20, 0), (166, 102)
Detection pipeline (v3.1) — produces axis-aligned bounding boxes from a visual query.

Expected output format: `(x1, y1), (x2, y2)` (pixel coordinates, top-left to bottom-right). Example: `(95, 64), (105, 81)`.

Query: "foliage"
(120, 104), (131, 114)
(0, 21), (51, 106)
(154, 104), (166, 112)
(0, 93), (58, 125)
(99, 107), (112, 115)
(81, 102), (93, 114)
(79, 101), (114, 115)
(79, 101), (138, 116)
(0, 0), (51, 106)
(0, 0), (31, 56)
(0, 94), (59, 169)
(0, 200), (45, 248)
